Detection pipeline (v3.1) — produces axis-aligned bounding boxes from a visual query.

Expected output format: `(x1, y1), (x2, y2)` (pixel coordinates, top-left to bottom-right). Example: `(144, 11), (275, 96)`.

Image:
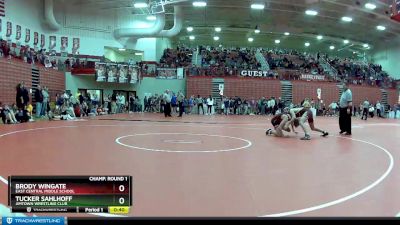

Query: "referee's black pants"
(362, 108), (368, 120)
(164, 103), (171, 117)
(339, 107), (352, 134)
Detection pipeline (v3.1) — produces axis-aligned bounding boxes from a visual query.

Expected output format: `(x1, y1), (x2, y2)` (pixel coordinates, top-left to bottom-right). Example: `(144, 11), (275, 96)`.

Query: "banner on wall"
(156, 68), (177, 79)
(49, 36), (56, 49)
(72, 38), (80, 54)
(95, 63), (106, 82)
(61, 36), (68, 50)
(300, 74), (325, 81)
(33, 32), (38, 46)
(129, 66), (139, 84)
(177, 68), (184, 79)
(40, 34), (45, 48)
(317, 88), (322, 100)
(25, 28), (30, 43)
(118, 65), (128, 83)
(219, 84), (224, 96)
(6, 21), (11, 36)
(106, 63), (118, 83)
(16, 25), (21, 40)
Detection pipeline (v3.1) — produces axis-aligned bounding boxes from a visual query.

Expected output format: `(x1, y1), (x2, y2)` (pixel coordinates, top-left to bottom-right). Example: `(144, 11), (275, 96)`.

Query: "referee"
(339, 83), (353, 135)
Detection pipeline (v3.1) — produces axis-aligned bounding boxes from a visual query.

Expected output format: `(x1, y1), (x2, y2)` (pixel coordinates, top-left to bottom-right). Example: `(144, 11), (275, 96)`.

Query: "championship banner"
(95, 62), (107, 82)
(107, 63), (118, 83)
(72, 38), (80, 54)
(156, 68), (177, 79)
(40, 34), (45, 48)
(317, 88), (322, 100)
(61, 36), (68, 50)
(34, 32), (39, 45)
(49, 36), (56, 49)
(25, 28), (30, 43)
(177, 68), (184, 79)
(6, 21), (11, 36)
(240, 70), (270, 77)
(129, 66), (139, 84)
(72, 38), (80, 49)
(219, 84), (224, 96)
(118, 65), (128, 83)
(300, 74), (325, 81)
(16, 25), (21, 40)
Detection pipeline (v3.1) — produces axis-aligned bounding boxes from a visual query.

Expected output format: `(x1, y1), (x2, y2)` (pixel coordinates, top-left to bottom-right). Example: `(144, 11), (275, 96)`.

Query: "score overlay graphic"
(8, 176), (132, 214)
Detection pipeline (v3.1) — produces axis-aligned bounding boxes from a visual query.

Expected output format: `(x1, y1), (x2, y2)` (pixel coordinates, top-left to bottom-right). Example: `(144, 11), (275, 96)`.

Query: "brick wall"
(186, 77), (213, 97)
(39, 67), (66, 102)
(0, 58), (32, 105)
(186, 76), (397, 106)
(349, 85), (382, 106)
(224, 77), (281, 99)
(292, 81), (339, 105)
(387, 88), (399, 106)
(0, 58), (65, 105)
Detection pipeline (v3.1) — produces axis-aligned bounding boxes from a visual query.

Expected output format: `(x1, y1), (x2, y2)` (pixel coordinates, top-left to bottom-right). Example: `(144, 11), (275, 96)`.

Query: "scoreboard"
(8, 176), (132, 214)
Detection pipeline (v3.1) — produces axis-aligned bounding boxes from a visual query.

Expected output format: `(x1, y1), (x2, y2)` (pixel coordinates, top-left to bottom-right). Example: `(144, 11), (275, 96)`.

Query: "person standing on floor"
(35, 85), (43, 118)
(163, 90), (172, 117)
(197, 95), (204, 115)
(376, 101), (383, 118)
(177, 91), (185, 117)
(41, 87), (49, 117)
(361, 98), (369, 120)
(339, 83), (353, 135)
(206, 95), (214, 115)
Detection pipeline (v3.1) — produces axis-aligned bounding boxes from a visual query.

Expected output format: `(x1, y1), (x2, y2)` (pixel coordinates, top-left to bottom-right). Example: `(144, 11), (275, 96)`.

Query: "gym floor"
(0, 113), (399, 217)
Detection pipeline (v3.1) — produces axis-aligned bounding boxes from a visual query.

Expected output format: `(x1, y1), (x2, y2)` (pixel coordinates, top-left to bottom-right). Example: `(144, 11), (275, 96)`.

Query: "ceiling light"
(365, 3), (377, 10)
(187, 27), (193, 32)
(119, 48), (126, 51)
(284, 32), (290, 36)
(363, 44), (369, 48)
(248, 37), (254, 42)
(215, 27), (221, 32)
(343, 40), (349, 44)
(135, 52), (143, 56)
(189, 35), (195, 40)
(317, 35), (323, 40)
(193, 1), (207, 7)
(305, 10), (318, 16)
(275, 39), (280, 44)
(305, 42), (310, 47)
(146, 15), (156, 21)
(213, 36), (220, 41)
(133, 1), (148, 8)
(251, 3), (265, 10)
(254, 28), (260, 34)
(341, 16), (353, 22)
(330, 45), (335, 50)
(377, 25), (386, 31)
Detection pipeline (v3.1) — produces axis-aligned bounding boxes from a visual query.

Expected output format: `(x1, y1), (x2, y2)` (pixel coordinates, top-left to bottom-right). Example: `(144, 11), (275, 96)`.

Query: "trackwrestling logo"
(2, 217), (65, 225)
